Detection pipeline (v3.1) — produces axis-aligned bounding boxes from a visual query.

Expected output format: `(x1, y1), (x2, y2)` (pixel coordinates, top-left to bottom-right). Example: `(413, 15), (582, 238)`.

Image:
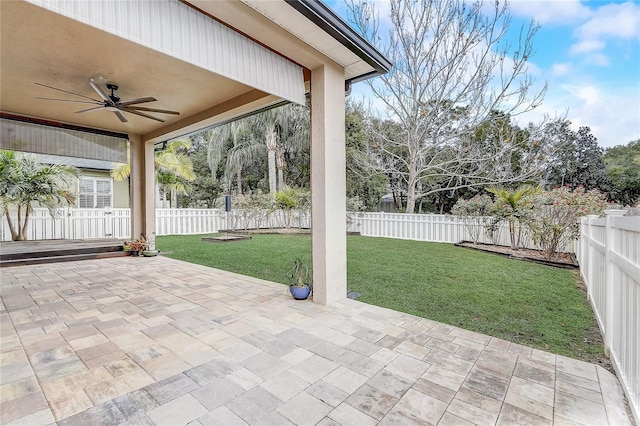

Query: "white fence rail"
(0, 207), (310, 241)
(348, 212), (551, 251)
(577, 211), (640, 423)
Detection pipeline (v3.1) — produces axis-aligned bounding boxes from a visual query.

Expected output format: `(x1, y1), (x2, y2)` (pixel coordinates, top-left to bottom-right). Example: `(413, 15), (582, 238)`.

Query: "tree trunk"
(268, 150), (277, 194)
(5, 206), (18, 241)
(236, 169), (242, 194)
(509, 219), (517, 250)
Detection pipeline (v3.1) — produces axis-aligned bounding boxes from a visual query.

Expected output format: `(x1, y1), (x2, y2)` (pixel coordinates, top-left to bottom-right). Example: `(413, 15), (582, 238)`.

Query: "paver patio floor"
(0, 256), (632, 425)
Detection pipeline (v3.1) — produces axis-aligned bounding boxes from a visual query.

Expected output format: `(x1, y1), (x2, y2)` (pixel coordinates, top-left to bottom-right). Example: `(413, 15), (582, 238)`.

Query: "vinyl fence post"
(603, 209), (625, 353)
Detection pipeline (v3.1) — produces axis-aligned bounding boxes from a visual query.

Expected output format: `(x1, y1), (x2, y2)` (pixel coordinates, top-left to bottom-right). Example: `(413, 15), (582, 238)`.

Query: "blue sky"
(325, 0), (640, 148)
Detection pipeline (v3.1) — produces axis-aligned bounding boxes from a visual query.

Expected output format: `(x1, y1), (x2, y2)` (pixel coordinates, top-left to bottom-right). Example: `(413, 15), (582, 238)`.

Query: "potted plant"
(286, 255), (311, 300)
(128, 240), (144, 256)
(141, 234), (160, 257)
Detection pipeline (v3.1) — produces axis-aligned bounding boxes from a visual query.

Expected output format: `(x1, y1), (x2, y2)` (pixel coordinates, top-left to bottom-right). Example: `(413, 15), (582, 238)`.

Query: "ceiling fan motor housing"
(106, 83), (120, 103)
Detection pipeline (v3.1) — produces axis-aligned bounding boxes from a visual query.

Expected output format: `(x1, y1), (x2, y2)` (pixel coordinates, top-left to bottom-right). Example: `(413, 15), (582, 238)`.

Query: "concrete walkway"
(0, 257), (632, 425)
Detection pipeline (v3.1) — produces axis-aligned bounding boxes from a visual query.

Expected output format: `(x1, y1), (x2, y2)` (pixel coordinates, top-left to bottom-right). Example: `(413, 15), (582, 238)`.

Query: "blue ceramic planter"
(289, 284), (311, 300)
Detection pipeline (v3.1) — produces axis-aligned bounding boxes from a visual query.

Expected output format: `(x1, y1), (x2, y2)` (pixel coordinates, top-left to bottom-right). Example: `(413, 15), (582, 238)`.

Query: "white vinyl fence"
(0, 207), (310, 241)
(348, 212), (547, 251)
(576, 211), (640, 423)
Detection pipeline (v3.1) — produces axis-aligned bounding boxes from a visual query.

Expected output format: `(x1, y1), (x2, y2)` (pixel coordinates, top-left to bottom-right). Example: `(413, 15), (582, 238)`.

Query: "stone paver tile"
(424, 350), (474, 376)
(113, 389), (158, 420)
(504, 377), (554, 421)
(387, 388), (448, 425)
(33, 357), (87, 383)
(184, 358), (234, 386)
(140, 353), (192, 381)
(376, 335), (403, 350)
(345, 338), (380, 356)
(191, 377), (245, 410)
(366, 369), (413, 399)
(119, 412), (155, 426)
(0, 390), (50, 424)
(336, 350), (385, 377)
(316, 417), (341, 426)
(556, 377), (603, 403)
(143, 373), (199, 405)
(40, 381), (93, 421)
(277, 391), (333, 426)
(384, 354), (430, 382)
(508, 342), (532, 357)
(453, 346), (482, 362)
(253, 410), (296, 426)
(227, 367), (264, 390)
(556, 356), (598, 382)
(259, 370), (310, 402)
(497, 403), (552, 426)
(323, 366), (369, 394)
(198, 406), (249, 426)
(446, 398), (499, 425)
(530, 348), (557, 366)
(146, 394), (208, 426)
(306, 380), (350, 408)
(421, 365), (466, 392)
(242, 352), (291, 380)
(226, 386), (283, 424)
(219, 339), (263, 363)
(370, 347), (399, 364)
(328, 402), (378, 426)
(412, 378), (456, 404)
(556, 371), (601, 392)
(554, 390), (608, 425)
(280, 347), (313, 365)
(0, 376), (40, 402)
(308, 340), (350, 362)
(353, 328), (385, 344)
(438, 411), (474, 426)
(2, 408), (55, 426)
(394, 340), (431, 359)
(57, 400), (125, 426)
(288, 355), (338, 383)
(462, 370), (510, 401)
(597, 366), (633, 426)
(345, 384), (398, 420)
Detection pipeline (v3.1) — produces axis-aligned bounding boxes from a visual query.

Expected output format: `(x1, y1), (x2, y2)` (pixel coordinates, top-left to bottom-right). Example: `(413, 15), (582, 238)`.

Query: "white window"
(78, 177), (112, 208)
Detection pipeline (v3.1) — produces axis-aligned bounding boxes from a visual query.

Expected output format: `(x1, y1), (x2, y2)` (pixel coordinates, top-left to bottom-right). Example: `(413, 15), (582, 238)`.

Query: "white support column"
(310, 63), (346, 305)
(129, 134), (156, 244)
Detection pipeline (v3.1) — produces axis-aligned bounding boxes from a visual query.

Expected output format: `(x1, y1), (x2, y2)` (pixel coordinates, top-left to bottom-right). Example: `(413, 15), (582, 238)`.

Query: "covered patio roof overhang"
(0, 0), (392, 305)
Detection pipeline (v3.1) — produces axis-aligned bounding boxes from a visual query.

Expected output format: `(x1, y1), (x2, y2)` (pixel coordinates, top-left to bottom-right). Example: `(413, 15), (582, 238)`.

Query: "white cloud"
(570, 39), (605, 54)
(509, 0), (589, 25)
(550, 63), (571, 76)
(514, 81), (640, 148)
(575, 2), (640, 40)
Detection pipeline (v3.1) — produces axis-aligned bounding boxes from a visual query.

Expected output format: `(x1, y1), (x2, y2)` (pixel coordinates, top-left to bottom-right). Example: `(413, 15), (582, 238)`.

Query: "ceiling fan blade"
(75, 106), (104, 113)
(89, 80), (112, 104)
(35, 82), (101, 102)
(35, 97), (100, 105)
(121, 107), (165, 122)
(126, 105), (180, 115)
(119, 97), (157, 106)
(114, 110), (128, 123)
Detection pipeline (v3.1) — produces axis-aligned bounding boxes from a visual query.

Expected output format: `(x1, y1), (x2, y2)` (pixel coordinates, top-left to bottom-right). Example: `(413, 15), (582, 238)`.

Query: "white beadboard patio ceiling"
(25, 0), (306, 106)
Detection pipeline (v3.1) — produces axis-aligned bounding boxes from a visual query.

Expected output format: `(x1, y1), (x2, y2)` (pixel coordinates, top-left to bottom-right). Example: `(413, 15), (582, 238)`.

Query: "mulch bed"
(454, 241), (579, 269)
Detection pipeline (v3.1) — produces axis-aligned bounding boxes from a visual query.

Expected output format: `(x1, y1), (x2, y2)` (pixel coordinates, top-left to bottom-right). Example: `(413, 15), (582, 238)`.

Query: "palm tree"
(0, 150), (78, 241)
(112, 139), (195, 207)
(206, 120), (254, 194)
(487, 185), (538, 250)
(249, 104), (309, 193)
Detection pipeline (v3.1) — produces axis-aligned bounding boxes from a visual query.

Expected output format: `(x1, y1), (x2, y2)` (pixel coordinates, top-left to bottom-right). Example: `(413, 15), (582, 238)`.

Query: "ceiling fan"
(34, 79), (180, 123)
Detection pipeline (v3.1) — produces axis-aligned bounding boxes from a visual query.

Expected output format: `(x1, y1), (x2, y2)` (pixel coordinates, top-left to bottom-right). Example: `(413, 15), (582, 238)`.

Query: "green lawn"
(157, 234), (603, 361)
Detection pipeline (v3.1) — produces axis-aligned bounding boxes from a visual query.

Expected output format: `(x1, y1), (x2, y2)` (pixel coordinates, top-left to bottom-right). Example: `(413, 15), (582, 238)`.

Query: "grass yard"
(157, 233), (604, 362)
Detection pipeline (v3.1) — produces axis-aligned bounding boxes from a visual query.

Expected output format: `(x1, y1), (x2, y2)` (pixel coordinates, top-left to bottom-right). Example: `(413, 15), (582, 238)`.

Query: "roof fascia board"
(285, 0), (392, 79)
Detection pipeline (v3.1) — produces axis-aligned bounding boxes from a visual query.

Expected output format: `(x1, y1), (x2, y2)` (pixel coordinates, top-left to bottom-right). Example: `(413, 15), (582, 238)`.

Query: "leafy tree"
(345, 0), (548, 213)
(604, 140), (640, 206)
(525, 187), (607, 259)
(181, 144), (223, 208)
(0, 150), (78, 241)
(345, 100), (389, 211)
(544, 124), (612, 195)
